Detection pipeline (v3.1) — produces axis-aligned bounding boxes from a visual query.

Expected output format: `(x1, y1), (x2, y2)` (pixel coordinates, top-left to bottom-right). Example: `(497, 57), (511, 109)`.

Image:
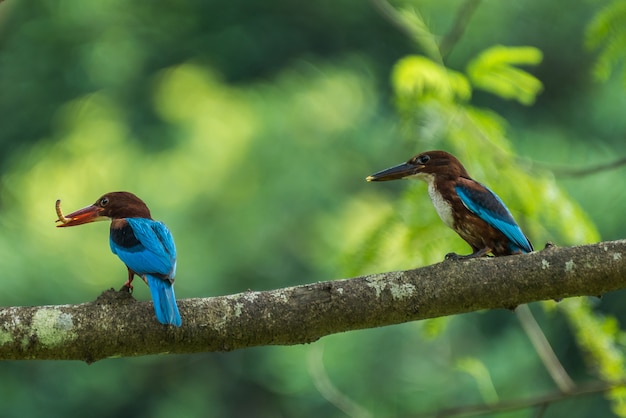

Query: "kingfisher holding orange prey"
(57, 192), (181, 326)
(367, 151), (533, 259)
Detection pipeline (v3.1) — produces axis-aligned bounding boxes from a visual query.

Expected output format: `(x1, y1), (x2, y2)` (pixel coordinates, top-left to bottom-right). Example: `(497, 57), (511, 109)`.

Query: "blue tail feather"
(146, 274), (182, 327)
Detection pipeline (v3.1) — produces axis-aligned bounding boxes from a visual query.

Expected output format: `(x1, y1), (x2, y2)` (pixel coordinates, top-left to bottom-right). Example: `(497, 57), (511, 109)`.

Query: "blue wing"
(110, 218), (177, 279)
(455, 182), (533, 253)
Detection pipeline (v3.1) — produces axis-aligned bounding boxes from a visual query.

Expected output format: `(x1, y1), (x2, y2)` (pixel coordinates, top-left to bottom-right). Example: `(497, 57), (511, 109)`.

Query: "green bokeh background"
(1, 0), (625, 417)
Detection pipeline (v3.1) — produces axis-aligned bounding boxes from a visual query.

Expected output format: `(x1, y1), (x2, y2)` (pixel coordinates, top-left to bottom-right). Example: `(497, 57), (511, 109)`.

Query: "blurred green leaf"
(456, 357), (499, 404)
(586, 0), (626, 83)
(421, 316), (451, 339)
(392, 55), (472, 110)
(466, 45), (544, 105)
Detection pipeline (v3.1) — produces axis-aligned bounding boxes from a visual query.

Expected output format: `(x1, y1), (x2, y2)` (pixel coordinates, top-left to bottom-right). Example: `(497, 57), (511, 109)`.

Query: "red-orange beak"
(56, 201), (108, 227)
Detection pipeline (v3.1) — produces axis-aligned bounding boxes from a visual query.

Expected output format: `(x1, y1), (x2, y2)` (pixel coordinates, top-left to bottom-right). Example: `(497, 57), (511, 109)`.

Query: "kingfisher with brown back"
(56, 192), (181, 326)
(367, 150), (533, 259)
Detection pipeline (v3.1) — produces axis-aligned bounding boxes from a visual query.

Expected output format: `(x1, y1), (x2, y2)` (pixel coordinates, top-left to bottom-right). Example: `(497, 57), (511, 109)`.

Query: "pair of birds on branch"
(56, 150), (533, 327)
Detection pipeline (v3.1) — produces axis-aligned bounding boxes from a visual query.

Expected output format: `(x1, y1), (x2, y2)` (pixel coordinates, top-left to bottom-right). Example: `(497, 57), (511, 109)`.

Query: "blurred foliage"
(1, 0), (626, 417)
(466, 45), (544, 105)
(560, 298), (626, 417)
(393, 55), (471, 104)
(456, 357), (499, 404)
(586, 0), (626, 83)
(396, 6), (441, 61)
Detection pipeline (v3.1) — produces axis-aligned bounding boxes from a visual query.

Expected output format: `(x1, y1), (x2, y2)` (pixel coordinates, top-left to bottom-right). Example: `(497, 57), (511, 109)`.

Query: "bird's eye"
(416, 155), (430, 165)
(100, 197), (109, 206)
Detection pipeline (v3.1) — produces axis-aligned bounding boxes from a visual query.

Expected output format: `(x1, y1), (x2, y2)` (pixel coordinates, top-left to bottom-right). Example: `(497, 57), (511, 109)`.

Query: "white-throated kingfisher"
(57, 192), (182, 327)
(366, 150), (533, 259)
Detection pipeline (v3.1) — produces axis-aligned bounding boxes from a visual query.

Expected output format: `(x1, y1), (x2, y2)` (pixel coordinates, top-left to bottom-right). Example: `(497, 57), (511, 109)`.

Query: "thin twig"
(551, 157), (626, 177)
(520, 156), (626, 177)
(307, 343), (373, 418)
(371, 0), (482, 63)
(439, 0), (482, 58)
(515, 304), (576, 393)
(370, 0), (442, 62)
(369, 0), (421, 46)
(413, 380), (623, 418)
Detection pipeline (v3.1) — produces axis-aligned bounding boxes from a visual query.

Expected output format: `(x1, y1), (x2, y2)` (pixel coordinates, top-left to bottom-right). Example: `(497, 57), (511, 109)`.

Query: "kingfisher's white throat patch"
(408, 173), (454, 228)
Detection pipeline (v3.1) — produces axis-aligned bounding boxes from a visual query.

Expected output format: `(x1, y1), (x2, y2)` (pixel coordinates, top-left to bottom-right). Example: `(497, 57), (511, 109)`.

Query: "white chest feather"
(428, 183), (454, 228)
(406, 173), (455, 229)
(416, 175), (453, 229)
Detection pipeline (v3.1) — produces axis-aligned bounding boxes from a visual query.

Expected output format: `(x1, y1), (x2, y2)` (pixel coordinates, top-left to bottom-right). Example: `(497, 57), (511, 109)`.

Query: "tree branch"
(1, 240), (625, 363)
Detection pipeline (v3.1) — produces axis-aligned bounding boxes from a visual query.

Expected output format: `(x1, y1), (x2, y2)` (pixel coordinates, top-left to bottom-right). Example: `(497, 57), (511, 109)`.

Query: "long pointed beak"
(366, 162), (420, 182)
(56, 204), (107, 227)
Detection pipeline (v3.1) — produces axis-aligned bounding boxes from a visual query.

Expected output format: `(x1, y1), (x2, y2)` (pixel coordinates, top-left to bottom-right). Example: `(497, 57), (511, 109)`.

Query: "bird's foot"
(543, 241), (557, 250)
(120, 281), (134, 293)
(96, 288), (134, 303)
(445, 248), (491, 261)
(444, 252), (479, 261)
(444, 252), (463, 261)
